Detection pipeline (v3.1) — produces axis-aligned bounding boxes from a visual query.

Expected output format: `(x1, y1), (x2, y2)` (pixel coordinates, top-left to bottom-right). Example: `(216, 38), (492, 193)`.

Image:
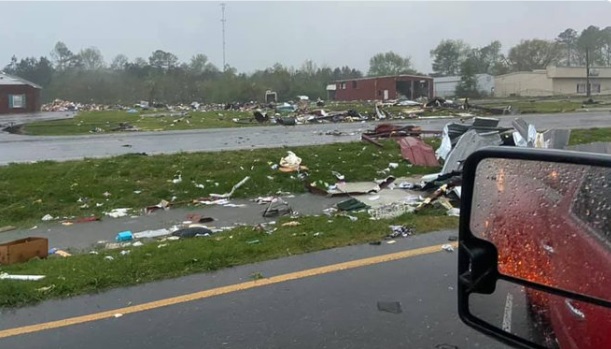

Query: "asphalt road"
(0, 231), (513, 349)
(1, 111), (610, 165)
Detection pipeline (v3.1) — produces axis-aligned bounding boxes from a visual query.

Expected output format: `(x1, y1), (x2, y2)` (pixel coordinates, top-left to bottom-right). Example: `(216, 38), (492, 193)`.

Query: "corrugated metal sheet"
(397, 137), (440, 167)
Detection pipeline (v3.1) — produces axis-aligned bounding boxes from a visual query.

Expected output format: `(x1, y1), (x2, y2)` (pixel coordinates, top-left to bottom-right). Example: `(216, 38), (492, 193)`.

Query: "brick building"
(329, 75), (434, 101)
(0, 72), (42, 114)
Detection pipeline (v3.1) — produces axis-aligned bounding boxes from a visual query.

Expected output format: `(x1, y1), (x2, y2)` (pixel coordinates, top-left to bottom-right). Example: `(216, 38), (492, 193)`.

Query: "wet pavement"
(1, 111), (611, 165)
(0, 231), (511, 349)
(0, 194), (347, 251)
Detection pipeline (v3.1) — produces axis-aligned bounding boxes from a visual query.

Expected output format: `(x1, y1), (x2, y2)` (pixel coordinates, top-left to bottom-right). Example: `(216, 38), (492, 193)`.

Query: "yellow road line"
(0, 242), (457, 339)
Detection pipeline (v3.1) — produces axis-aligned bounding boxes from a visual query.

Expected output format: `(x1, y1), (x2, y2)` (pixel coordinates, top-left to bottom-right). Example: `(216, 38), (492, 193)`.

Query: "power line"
(220, 3), (226, 72)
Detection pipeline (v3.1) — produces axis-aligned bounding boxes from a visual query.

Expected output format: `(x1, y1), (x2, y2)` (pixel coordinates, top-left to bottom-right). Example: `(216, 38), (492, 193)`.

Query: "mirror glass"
(470, 279), (611, 349)
(470, 158), (611, 302)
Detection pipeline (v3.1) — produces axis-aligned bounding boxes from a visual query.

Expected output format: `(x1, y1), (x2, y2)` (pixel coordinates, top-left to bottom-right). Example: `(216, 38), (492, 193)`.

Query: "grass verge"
(0, 140), (439, 228)
(22, 110), (258, 135)
(0, 213), (458, 308)
(568, 127), (611, 145)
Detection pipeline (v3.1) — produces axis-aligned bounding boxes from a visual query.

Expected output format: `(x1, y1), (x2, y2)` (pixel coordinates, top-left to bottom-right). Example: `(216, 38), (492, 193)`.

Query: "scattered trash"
(157, 243), (168, 248)
(48, 248), (71, 257)
(447, 208), (460, 217)
(377, 301), (403, 314)
(262, 197), (293, 217)
(171, 227), (213, 238)
(41, 214), (54, 221)
(132, 241), (144, 247)
(397, 137), (440, 167)
(246, 239), (261, 245)
(332, 171), (345, 181)
(279, 151), (307, 172)
(386, 240), (397, 244)
(313, 232), (323, 237)
(441, 244), (455, 252)
(171, 174), (182, 184)
(104, 256), (115, 261)
(210, 176), (251, 199)
(133, 228), (171, 239)
(113, 313), (123, 318)
(388, 162), (399, 169)
(115, 231), (133, 242)
(36, 285), (55, 292)
(0, 273), (46, 281)
(388, 226), (414, 239)
(281, 221), (301, 227)
(105, 208), (130, 218)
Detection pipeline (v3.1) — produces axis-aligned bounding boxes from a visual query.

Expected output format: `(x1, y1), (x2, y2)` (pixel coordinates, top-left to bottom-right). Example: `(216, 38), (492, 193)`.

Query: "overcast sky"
(1, 1), (610, 74)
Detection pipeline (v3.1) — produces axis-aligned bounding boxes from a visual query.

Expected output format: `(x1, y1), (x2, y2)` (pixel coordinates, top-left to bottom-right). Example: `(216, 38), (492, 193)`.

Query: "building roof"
(333, 74), (432, 83)
(0, 72), (42, 89)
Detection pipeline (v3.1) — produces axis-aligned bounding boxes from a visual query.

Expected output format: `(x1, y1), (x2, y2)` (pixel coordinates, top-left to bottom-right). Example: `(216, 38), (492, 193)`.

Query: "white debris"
(441, 244), (455, 252)
(447, 208), (460, 217)
(41, 214), (54, 221)
(210, 176), (251, 199)
(105, 208), (130, 218)
(113, 313), (123, 318)
(0, 273), (46, 281)
(104, 256), (115, 261)
(132, 241), (144, 247)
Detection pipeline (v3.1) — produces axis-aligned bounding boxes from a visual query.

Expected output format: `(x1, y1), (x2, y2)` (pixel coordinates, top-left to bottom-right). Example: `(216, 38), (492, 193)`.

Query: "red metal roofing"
(397, 137), (440, 167)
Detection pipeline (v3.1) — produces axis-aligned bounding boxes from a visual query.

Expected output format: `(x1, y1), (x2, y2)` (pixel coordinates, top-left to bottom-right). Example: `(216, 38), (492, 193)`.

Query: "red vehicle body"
(471, 159), (611, 349)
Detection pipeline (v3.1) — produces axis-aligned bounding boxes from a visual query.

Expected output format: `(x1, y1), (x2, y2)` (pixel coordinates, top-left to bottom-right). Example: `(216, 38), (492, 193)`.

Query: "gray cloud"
(1, 1), (610, 73)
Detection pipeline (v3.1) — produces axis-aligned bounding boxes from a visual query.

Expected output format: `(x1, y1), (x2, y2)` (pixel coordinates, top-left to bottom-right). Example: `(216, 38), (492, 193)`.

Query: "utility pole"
(221, 3), (226, 72)
(586, 47), (591, 98)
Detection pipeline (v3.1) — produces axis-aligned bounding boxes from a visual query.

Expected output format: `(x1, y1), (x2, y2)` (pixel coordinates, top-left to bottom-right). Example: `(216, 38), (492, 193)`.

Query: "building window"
(340, 82), (346, 90)
(378, 90), (382, 97)
(577, 83), (601, 94)
(9, 94), (26, 109)
(352, 81), (357, 89)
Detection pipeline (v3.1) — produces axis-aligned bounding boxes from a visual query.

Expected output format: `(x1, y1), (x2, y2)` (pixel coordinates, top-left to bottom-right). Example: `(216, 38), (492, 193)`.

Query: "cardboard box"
(0, 237), (48, 265)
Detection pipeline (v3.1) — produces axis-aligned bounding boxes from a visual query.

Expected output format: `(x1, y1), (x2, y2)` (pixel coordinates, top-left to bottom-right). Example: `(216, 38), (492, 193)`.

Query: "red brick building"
(330, 75), (433, 101)
(0, 72), (42, 114)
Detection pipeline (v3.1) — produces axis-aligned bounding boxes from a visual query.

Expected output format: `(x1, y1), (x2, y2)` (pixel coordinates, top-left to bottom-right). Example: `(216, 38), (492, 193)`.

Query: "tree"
(470, 41), (509, 75)
(50, 41), (78, 71)
(78, 47), (105, 70)
(189, 54), (218, 74)
(556, 28), (578, 66)
(110, 54), (129, 71)
(576, 26), (605, 66)
(367, 51), (417, 77)
(455, 57), (480, 98)
(507, 39), (561, 71)
(149, 50), (178, 70)
(430, 40), (470, 76)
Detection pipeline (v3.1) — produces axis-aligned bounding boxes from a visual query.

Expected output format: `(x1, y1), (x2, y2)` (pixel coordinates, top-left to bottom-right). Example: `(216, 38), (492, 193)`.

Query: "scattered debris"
(387, 226), (414, 239)
(171, 227), (213, 238)
(0, 273), (46, 281)
(281, 221), (301, 227)
(262, 197), (293, 217)
(41, 214), (55, 221)
(105, 208), (130, 218)
(210, 176), (251, 199)
(397, 137), (440, 167)
(48, 248), (71, 257)
(441, 244), (455, 252)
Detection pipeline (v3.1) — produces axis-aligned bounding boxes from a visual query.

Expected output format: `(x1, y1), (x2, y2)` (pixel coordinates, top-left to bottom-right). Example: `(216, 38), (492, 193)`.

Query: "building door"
(383, 90), (389, 100)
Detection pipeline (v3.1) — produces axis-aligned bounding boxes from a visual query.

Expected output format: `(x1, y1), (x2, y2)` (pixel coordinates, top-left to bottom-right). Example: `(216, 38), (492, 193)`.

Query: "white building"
(433, 74), (495, 98)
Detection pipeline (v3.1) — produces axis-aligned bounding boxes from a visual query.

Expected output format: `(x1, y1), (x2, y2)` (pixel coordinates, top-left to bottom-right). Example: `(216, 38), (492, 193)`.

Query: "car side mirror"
(458, 146), (611, 349)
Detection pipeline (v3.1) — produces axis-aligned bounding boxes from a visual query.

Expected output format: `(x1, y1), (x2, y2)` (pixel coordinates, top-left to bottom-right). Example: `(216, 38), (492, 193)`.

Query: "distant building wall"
(0, 85), (41, 114)
(494, 71), (552, 97)
(433, 74), (494, 97)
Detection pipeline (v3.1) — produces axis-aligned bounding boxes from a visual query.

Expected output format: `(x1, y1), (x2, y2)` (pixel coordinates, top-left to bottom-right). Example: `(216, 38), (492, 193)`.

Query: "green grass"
(0, 140), (439, 228)
(23, 110), (260, 135)
(0, 213), (458, 308)
(568, 127), (611, 145)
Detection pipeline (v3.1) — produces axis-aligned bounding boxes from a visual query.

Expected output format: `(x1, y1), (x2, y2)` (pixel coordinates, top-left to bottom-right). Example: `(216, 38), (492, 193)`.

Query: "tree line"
(3, 25), (610, 103)
(430, 25), (611, 97)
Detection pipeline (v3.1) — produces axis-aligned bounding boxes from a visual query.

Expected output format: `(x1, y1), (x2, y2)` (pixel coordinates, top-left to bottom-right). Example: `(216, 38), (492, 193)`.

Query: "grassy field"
(23, 110), (258, 135)
(0, 212), (457, 308)
(569, 127), (611, 145)
(0, 140), (440, 228)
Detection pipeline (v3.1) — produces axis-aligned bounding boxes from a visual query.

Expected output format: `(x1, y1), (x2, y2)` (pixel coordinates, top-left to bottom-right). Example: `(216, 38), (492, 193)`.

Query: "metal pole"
(586, 47), (591, 98)
(221, 3), (226, 72)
